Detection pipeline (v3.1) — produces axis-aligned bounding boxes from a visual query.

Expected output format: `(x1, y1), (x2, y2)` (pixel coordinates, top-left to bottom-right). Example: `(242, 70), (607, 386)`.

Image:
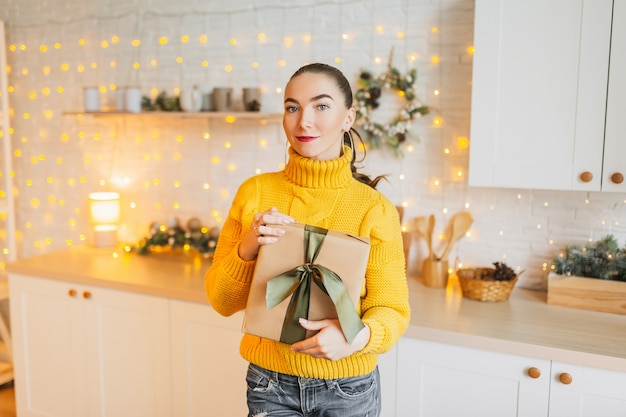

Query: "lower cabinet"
(9, 274), (172, 417)
(169, 299), (248, 417)
(9, 274), (248, 417)
(378, 344), (398, 417)
(395, 338), (550, 417)
(548, 361), (626, 417)
(11, 273), (626, 417)
(168, 299), (401, 417)
(395, 338), (626, 417)
(9, 272), (396, 417)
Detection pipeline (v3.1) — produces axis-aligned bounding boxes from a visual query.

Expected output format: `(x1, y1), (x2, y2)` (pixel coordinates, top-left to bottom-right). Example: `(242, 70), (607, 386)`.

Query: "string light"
(5, 3), (620, 284)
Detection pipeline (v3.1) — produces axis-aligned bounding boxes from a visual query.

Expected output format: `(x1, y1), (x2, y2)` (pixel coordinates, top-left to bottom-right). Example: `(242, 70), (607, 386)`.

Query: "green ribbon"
(265, 225), (365, 345)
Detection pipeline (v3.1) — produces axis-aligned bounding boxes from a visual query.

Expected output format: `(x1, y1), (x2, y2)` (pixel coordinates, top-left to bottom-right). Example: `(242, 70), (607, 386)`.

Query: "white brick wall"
(1, 0), (625, 289)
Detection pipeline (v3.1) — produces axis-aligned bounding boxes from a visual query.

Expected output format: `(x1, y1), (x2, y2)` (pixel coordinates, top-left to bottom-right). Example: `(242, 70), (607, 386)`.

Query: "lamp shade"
(88, 192), (120, 248)
(89, 192), (120, 225)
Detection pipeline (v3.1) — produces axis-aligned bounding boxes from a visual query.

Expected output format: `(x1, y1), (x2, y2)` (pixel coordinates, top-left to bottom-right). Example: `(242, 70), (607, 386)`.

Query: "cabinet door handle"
(579, 171), (593, 182)
(610, 172), (624, 184)
(559, 372), (573, 385)
(83, 291), (92, 299)
(527, 367), (541, 379)
(68, 289), (77, 297)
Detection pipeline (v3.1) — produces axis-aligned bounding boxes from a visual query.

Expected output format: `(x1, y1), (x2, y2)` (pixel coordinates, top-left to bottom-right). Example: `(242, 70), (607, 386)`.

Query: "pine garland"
(132, 217), (219, 258)
(553, 235), (626, 281)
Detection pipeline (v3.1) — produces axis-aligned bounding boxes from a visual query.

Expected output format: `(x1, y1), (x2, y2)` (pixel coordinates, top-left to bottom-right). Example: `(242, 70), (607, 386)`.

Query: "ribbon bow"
(265, 225), (365, 344)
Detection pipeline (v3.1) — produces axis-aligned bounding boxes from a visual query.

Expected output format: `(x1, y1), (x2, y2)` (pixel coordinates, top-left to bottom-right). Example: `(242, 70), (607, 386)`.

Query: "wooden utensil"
(427, 214), (435, 260)
(414, 215), (435, 261)
(439, 211), (473, 261)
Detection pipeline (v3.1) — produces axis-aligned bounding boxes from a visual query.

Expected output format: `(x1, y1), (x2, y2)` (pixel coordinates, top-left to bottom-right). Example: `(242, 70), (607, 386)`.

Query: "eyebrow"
(284, 94), (335, 104)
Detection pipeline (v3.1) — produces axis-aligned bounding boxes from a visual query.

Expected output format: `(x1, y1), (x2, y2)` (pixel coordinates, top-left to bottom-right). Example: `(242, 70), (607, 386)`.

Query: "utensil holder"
(422, 259), (449, 288)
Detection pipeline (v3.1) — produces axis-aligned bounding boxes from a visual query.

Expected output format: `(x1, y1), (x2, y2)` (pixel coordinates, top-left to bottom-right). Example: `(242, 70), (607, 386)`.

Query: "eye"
(285, 105), (299, 113)
(317, 103), (330, 111)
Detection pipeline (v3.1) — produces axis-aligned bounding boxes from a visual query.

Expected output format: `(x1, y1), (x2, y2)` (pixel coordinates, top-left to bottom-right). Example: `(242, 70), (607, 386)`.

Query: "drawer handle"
(527, 367), (541, 379)
(559, 372), (573, 385)
(68, 289), (77, 297)
(83, 291), (92, 299)
(610, 172), (624, 184)
(579, 171), (593, 182)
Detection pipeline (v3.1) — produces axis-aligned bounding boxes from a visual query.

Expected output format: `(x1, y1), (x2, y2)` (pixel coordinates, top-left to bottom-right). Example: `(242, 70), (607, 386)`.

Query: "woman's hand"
(238, 207), (295, 261)
(289, 319), (370, 361)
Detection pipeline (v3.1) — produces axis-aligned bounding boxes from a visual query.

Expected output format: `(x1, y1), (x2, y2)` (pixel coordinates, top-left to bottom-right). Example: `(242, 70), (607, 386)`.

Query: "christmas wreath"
(354, 61), (429, 156)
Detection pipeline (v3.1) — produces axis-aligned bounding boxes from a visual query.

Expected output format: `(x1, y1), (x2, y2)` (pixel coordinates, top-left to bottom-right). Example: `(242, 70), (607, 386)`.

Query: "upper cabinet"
(604, 1), (626, 192)
(469, 0), (625, 192)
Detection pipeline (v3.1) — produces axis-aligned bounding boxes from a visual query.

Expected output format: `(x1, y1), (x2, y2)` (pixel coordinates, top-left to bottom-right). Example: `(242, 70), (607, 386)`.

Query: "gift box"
(242, 223), (370, 344)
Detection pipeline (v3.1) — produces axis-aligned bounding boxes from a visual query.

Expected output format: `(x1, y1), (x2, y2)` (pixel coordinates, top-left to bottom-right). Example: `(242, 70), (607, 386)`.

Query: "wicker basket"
(457, 267), (518, 302)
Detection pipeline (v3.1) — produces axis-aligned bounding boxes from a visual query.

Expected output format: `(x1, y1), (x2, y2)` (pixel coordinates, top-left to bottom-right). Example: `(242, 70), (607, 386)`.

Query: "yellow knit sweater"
(205, 147), (410, 379)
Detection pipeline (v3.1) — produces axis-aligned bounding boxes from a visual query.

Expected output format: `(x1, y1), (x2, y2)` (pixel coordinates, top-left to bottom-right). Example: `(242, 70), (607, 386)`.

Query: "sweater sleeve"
(358, 198), (411, 355)
(204, 178), (260, 317)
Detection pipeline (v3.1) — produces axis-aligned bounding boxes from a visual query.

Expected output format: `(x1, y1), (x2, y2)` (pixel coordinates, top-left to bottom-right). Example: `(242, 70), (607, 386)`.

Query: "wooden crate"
(547, 273), (626, 315)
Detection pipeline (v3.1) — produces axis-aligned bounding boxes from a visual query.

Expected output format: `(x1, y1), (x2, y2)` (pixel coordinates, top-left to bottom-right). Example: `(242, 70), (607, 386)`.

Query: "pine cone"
(492, 262), (516, 281)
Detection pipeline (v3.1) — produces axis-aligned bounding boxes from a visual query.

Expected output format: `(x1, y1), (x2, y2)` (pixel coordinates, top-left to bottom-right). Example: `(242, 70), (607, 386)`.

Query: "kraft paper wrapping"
(242, 223), (370, 344)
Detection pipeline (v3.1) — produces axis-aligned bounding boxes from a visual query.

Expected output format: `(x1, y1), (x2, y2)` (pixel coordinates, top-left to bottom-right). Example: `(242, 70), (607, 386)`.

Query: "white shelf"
(63, 110), (283, 121)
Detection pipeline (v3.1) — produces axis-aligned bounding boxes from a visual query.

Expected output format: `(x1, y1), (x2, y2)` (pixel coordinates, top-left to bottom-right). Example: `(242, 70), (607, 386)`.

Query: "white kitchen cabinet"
(169, 299), (248, 417)
(603, 0), (626, 192)
(378, 345), (398, 417)
(395, 338), (550, 417)
(395, 338), (626, 417)
(469, 0), (625, 192)
(168, 298), (400, 417)
(549, 361), (626, 417)
(9, 274), (172, 417)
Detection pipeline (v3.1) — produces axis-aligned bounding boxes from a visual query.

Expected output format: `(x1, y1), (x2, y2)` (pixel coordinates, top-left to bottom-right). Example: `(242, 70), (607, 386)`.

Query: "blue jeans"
(246, 363), (381, 417)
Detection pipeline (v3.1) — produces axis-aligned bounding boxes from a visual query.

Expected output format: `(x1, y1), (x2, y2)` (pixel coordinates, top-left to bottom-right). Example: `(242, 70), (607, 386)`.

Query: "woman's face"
(283, 72), (355, 161)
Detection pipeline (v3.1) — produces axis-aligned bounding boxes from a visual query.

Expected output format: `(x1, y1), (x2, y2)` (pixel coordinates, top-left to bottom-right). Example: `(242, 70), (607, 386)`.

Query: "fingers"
(240, 208), (295, 260)
(251, 207), (295, 237)
(255, 207), (295, 227)
(297, 318), (325, 331)
(290, 319), (351, 361)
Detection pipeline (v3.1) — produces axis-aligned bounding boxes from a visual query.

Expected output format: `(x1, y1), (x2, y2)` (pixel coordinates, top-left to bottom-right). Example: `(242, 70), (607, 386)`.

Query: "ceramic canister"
(212, 87), (233, 111)
(83, 86), (100, 112)
(242, 87), (262, 111)
(180, 86), (202, 112)
(115, 87), (126, 111)
(125, 86), (142, 113)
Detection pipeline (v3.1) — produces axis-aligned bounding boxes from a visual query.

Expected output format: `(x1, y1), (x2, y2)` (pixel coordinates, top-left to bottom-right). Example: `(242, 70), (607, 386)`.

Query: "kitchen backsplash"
(1, 0), (625, 289)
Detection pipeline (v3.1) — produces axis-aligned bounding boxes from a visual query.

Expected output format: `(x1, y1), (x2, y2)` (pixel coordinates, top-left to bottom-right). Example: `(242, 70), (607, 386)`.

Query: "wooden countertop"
(7, 246), (212, 304)
(7, 246), (626, 372)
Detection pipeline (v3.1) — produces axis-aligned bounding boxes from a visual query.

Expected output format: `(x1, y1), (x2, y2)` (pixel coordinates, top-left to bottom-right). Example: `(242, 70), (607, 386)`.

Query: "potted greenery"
(549, 235), (626, 315)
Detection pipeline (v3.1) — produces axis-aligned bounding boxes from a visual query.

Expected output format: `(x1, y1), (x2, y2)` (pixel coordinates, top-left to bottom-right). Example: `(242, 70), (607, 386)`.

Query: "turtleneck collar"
(284, 146), (354, 189)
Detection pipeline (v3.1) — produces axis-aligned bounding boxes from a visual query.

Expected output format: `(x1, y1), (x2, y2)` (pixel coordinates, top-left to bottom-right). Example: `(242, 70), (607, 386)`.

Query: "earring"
(340, 132), (346, 156)
(284, 139), (290, 166)
(346, 130), (355, 157)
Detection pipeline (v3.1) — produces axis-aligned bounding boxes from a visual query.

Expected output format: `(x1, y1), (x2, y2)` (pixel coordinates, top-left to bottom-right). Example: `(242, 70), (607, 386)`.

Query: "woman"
(205, 63), (410, 417)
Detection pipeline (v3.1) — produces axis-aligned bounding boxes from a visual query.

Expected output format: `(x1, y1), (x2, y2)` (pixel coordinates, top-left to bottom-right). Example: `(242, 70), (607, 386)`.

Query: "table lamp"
(89, 191), (120, 247)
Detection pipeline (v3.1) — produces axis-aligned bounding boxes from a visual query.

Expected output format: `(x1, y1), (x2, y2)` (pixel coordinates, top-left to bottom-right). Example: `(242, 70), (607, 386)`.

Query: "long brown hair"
(288, 63), (387, 189)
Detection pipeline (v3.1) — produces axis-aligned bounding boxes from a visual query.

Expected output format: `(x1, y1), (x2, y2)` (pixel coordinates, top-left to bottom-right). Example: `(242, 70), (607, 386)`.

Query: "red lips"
(295, 136), (318, 143)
